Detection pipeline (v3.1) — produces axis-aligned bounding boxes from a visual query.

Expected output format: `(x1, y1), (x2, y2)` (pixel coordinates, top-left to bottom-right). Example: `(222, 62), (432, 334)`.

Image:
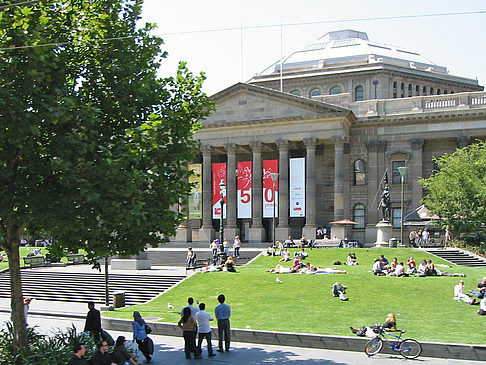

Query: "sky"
(140, 0), (486, 96)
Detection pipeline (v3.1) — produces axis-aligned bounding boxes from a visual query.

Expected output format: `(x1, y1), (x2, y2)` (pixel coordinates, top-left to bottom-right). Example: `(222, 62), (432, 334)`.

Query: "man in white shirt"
(454, 280), (477, 305)
(181, 297), (200, 317)
(196, 303), (216, 358)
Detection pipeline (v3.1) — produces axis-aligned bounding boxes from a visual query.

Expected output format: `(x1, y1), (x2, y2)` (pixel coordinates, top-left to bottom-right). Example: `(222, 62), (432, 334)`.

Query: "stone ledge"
(101, 317), (486, 361)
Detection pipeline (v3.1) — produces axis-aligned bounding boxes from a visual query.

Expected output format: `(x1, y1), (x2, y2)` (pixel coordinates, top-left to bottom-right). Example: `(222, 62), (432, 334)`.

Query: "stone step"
(426, 249), (486, 267)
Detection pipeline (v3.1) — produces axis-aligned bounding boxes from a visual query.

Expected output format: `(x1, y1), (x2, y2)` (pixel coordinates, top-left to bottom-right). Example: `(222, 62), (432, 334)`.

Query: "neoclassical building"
(176, 29), (486, 245)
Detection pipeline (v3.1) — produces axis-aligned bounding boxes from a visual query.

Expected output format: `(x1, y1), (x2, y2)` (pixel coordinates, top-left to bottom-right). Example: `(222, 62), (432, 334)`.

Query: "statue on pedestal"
(378, 177), (391, 222)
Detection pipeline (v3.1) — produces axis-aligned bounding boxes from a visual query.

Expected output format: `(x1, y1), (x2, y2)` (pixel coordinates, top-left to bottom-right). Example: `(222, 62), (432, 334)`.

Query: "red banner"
(212, 163), (226, 219)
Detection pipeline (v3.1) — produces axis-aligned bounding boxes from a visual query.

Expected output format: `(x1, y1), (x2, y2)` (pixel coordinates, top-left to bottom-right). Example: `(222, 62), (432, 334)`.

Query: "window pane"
(309, 88), (321, 97)
(330, 86), (342, 95)
(392, 208), (401, 228)
(392, 161), (405, 184)
(355, 86), (364, 101)
(354, 160), (366, 185)
(290, 89), (302, 96)
(353, 204), (365, 229)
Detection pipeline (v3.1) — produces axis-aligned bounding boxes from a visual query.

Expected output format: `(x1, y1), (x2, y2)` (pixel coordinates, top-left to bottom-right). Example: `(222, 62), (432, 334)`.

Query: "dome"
(258, 29), (448, 76)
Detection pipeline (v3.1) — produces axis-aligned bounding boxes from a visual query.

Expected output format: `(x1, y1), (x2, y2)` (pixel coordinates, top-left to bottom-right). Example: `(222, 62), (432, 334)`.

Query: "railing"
(424, 98), (457, 109)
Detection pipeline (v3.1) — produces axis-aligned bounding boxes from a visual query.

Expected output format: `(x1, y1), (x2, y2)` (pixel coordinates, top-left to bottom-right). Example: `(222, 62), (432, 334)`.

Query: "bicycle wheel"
(365, 337), (383, 356)
(399, 339), (422, 359)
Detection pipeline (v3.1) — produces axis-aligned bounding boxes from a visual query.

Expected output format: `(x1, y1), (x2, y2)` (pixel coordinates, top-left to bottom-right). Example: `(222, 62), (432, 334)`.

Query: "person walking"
(233, 236), (241, 258)
(84, 302), (102, 342)
(178, 307), (201, 359)
(196, 303), (216, 358)
(132, 311), (152, 363)
(215, 294), (231, 352)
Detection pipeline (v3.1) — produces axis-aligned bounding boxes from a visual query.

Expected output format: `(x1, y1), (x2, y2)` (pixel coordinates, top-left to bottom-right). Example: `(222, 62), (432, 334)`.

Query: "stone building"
(176, 29), (486, 245)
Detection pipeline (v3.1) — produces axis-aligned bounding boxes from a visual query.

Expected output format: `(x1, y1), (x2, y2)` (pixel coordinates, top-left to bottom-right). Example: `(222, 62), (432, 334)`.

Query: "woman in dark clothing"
(178, 306), (201, 359)
(112, 336), (136, 365)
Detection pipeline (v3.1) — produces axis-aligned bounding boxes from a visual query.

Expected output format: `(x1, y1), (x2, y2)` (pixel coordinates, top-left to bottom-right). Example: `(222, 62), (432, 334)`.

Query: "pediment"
(203, 83), (351, 126)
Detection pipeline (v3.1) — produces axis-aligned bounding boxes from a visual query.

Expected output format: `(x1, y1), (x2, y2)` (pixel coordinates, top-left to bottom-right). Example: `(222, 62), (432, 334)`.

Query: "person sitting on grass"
(406, 257), (416, 275)
(388, 261), (406, 277)
(294, 248), (308, 260)
(424, 259), (465, 277)
(291, 257), (301, 272)
(415, 259), (427, 276)
(218, 256), (236, 272)
(372, 258), (385, 276)
(453, 280), (478, 305)
(346, 253), (358, 266)
(332, 282), (349, 301)
(470, 277), (486, 299)
(389, 257), (398, 273)
(265, 244), (275, 257)
(279, 248), (291, 262)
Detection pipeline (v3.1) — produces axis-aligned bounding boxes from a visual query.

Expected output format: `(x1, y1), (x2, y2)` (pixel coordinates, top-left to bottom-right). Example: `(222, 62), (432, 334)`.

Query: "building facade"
(176, 30), (486, 245)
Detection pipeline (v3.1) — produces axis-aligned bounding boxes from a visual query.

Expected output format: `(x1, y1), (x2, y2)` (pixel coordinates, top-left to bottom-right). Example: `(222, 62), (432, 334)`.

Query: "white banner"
(290, 158), (305, 217)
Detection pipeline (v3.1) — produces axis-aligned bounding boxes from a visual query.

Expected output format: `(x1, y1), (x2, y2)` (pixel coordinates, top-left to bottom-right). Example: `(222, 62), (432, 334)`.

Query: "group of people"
(372, 255), (466, 277)
(408, 228), (431, 247)
(177, 295), (231, 360)
(453, 277), (486, 315)
(69, 303), (153, 364)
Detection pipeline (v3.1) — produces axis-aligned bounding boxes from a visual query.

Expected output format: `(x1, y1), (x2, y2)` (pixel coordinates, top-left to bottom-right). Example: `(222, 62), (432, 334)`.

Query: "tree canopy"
(0, 0), (213, 347)
(420, 141), (486, 242)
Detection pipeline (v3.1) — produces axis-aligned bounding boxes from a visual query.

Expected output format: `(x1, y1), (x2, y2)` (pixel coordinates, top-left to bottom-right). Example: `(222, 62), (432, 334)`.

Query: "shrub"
(0, 322), (95, 365)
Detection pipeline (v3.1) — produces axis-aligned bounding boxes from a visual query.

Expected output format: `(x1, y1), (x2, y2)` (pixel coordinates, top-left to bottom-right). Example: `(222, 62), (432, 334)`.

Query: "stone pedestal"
(174, 226), (192, 242)
(276, 226), (291, 242)
(249, 226), (265, 243)
(198, 227), (214, 243)
(224, 227), (240, 242)
(111, 252), (151, 270)
(302, 226), (317, 240)
(330, 224), (352, 240)
(375, 221), (393, 247)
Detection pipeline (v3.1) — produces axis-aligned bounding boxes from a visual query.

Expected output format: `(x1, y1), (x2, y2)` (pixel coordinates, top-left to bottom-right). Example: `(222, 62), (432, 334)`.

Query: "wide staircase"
(426, 249), (486, 267)
(0, 271), (185, 305)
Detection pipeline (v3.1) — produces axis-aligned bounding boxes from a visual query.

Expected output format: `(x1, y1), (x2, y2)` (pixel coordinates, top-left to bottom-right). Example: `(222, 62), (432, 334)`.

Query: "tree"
(420, 141), (486, 244)
(0, 0), (213, 348)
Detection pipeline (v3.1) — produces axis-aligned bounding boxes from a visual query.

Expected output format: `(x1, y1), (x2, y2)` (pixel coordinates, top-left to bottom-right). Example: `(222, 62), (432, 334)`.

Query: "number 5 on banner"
(240, 189), (250, 203)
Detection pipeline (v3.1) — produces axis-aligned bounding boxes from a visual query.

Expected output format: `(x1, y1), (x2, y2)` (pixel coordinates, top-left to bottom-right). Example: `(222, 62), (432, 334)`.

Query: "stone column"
(365, 141), (379, 245)
(332, 136), (346, 221)
(225, 143), (239, 239)
(303, 138), (318, 240)
(276, 139), (290, 240)
(249, 141), (265, 242)
(199, 145), (214, 242)
(174, 198), (192, 242)
(411, 139), (424, 212)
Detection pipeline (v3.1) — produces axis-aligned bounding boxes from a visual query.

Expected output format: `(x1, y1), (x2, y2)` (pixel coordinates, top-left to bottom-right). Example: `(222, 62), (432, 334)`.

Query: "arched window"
(353, 160), (366, 186)
(423, 86), (427, 95)
(309, 88), (321, 97)
(430, 87), (434, 95)
(408, 84), (412, 97)
(290, 89), (302, 97)
(353, 204), (365, 229)
(329, 86), (342, 95)
(437, 88), (441, 95)
(355, 86), (364, 101)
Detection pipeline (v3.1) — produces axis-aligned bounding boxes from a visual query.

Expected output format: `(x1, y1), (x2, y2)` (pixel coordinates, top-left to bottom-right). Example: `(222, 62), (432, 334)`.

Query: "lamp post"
(270, 172), (279, 245)
(398, 166), (408, 246)
(219, 179), (226, 245)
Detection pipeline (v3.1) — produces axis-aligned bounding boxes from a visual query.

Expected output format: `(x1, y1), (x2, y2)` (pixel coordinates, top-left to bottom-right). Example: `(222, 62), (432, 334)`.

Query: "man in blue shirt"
(215, 294), (231, 352)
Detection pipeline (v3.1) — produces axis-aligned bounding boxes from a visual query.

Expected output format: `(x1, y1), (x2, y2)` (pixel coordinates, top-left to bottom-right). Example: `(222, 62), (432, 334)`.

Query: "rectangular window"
(392, 161), (405, 184)
(392, 208), (401, 228)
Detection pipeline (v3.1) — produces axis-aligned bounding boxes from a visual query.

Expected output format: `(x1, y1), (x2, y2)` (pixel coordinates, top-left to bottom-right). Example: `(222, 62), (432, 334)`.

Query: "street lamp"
(270, 172), (279, 245)
(219, 179), (226, 245)
(398, 166), (408, 247)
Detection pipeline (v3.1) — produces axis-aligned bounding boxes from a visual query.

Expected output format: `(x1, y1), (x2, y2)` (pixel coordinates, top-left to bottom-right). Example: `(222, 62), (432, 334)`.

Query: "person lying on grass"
(350, 313), (398, 337)
(267, 263), (347, 274)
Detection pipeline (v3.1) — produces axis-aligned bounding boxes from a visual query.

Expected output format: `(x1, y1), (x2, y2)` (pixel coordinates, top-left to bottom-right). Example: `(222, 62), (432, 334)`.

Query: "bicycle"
(364, 325), (422, 359)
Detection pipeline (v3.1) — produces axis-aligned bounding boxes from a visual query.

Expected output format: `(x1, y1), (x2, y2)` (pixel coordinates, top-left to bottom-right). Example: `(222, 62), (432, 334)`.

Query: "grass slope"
(103, 248), (485, 344)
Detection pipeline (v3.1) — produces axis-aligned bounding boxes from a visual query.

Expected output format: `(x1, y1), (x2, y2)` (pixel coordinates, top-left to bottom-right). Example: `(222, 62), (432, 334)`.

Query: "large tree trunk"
(6, 224), (26, 348)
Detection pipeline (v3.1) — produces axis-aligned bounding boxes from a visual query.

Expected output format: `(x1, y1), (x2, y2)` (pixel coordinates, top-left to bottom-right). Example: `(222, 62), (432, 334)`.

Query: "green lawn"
(104, 248), (484, 344)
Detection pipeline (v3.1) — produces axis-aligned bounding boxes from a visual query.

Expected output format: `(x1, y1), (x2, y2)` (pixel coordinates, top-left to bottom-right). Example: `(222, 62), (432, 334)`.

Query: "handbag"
(145, 324), (152, 334)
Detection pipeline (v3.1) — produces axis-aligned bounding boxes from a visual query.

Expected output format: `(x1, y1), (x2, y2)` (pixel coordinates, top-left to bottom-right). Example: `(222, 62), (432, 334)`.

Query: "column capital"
(456, 136), (471, 149)
(200, 145), (213, 156)
(250, 141), (263, 153)
(303, 137), (318, 149)
(331, 136), (346, 146)
(276, 139), (289, 151)
(366, 140), (387, 152)
(410, 138), (424, 150)
(224, 143), (237, 155)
